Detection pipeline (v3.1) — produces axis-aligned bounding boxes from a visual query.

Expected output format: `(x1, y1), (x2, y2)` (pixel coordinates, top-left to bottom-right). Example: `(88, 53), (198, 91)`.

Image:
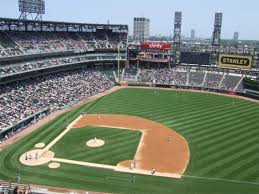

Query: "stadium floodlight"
(173, 11), (182, 44)
(172, 11), (182, 65)
(18, 0), (45, 20)
(212, 12), (223, 47)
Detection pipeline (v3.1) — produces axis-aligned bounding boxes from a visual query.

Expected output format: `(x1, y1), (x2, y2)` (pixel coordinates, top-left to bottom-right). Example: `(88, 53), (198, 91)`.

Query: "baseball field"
(0, 87), (259, 194)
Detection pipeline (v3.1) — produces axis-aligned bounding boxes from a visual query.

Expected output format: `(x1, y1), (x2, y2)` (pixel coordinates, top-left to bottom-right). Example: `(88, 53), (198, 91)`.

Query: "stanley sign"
(219, 54), (253, 69)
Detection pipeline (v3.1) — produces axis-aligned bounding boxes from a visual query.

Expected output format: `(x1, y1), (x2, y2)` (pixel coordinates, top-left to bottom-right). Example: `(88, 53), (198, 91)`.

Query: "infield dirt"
(73, 114), (190, 176)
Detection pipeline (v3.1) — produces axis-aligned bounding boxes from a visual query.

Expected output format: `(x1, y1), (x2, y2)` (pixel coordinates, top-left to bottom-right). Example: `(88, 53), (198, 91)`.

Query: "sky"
(0, 0), (258, 40)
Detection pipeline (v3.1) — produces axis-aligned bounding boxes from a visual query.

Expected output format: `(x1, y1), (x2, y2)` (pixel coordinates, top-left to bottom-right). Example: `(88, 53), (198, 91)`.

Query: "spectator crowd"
(139, 68), (187, 85)
(0, 31), (127, 58)
(0, 54), (123, 77)
(132, 67), (243, 91)
(0, 69), (115, 139)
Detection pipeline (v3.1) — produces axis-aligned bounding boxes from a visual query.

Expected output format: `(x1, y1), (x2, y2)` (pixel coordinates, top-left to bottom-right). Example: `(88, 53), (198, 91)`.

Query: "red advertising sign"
(141, 42), (172, 50)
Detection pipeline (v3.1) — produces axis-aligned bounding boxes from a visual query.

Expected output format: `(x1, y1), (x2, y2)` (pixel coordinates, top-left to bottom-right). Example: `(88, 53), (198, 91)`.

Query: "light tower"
(211, 13), (223, 65)
(172, 11), (182, 65)
(18, 0), (45, 21)
(173, 12), (182, 50)
(212, 13), (223, 48)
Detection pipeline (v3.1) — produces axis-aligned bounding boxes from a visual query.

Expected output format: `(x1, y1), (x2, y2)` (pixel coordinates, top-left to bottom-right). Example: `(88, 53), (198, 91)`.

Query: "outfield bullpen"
(0, 88), (259, 194)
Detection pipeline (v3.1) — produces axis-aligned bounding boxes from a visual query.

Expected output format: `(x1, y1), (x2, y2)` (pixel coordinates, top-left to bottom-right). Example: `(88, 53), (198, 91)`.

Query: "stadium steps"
(135, 69), (141, 81)
(121, 68), (125, 79)
(113, 70), (118, 82)
(235, 77), (244, 91)
(0, 44), (8, 56)
(0, 32), (17, 48)
(218, 73), (226, 89)
(186, 71), (190, 85)
(202, 71), (207, 87)
(2, 32), (25, 53)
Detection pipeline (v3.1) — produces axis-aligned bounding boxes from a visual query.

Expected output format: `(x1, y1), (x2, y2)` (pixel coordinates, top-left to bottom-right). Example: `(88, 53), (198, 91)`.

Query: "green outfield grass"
(0, 88), (259, 194)
(51, 126), (141, 165)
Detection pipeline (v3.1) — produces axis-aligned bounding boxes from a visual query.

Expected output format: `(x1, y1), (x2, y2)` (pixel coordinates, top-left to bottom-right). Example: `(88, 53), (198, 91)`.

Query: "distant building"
(191, 29), (195, 39)
(233, 32), (239, 41)
(133, 17), (150, 42)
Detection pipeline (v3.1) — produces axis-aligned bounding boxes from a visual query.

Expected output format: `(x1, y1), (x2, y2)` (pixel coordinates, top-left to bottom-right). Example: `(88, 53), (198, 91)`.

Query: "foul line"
(42, 115), (83, 153)
(183, 174), (259, 186)
(51, 157), (181, 179)
(51, 158), (115, 170)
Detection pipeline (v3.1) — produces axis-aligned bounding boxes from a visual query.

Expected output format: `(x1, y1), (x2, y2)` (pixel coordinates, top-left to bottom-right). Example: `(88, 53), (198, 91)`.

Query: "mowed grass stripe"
(218, 157), (257, 179)
(197, 135), (258, 168)
(76, 143), (139, 165)
(158, 102), (258, 131)
(235, 167), (259, 182)
(51, 126), (141, 165)
(71, 136), (140, 161)
(186, 109), (258, 142)
(198, 145), (258, 176)
(190, 118), (256, 146)
(164, 103), (236, 125)
(94, 94), (224, 119)
(199, 129), (258, 156)
(180, 105), (258, 137)
(179, 103), (258, 131)
(201, 149), (258, 179)
(223, 160), (257, 180)
(72, 135), (139, 158)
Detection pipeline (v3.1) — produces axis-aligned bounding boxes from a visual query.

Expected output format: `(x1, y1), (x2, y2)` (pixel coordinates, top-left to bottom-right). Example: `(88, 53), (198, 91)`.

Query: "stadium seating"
(0, 31), (127, 57)
(0, 54), (125, 78)
(139, 68), (187, 85)
(123, 66), (139, 80)
(138, 68), (244, 92)
(204, 73), (223, 88)
(0, 70), (115, 137)
(221, 75), (242, 91)
(189, 71), (205, 86)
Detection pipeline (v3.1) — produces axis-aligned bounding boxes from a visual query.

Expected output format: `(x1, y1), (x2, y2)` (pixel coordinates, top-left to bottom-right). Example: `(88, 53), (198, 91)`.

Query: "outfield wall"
(126, 82), (259, 101)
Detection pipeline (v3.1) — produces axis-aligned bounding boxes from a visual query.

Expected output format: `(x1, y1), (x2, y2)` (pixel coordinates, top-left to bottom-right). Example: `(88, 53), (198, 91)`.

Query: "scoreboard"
(180, 52), (211, 65)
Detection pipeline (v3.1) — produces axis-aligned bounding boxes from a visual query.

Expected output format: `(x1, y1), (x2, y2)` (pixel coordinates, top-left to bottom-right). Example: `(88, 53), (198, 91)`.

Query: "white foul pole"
(117, 44), (120, 82)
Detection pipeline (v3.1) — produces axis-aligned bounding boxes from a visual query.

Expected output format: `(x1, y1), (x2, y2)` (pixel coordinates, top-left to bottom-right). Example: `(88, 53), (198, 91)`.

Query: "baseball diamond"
(0, 87), (259, 194)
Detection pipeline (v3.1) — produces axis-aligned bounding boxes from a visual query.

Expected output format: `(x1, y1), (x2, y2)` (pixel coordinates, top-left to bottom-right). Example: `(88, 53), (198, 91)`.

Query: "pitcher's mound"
(48, 162), (60, 169)
(86, 138), (105, 147)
